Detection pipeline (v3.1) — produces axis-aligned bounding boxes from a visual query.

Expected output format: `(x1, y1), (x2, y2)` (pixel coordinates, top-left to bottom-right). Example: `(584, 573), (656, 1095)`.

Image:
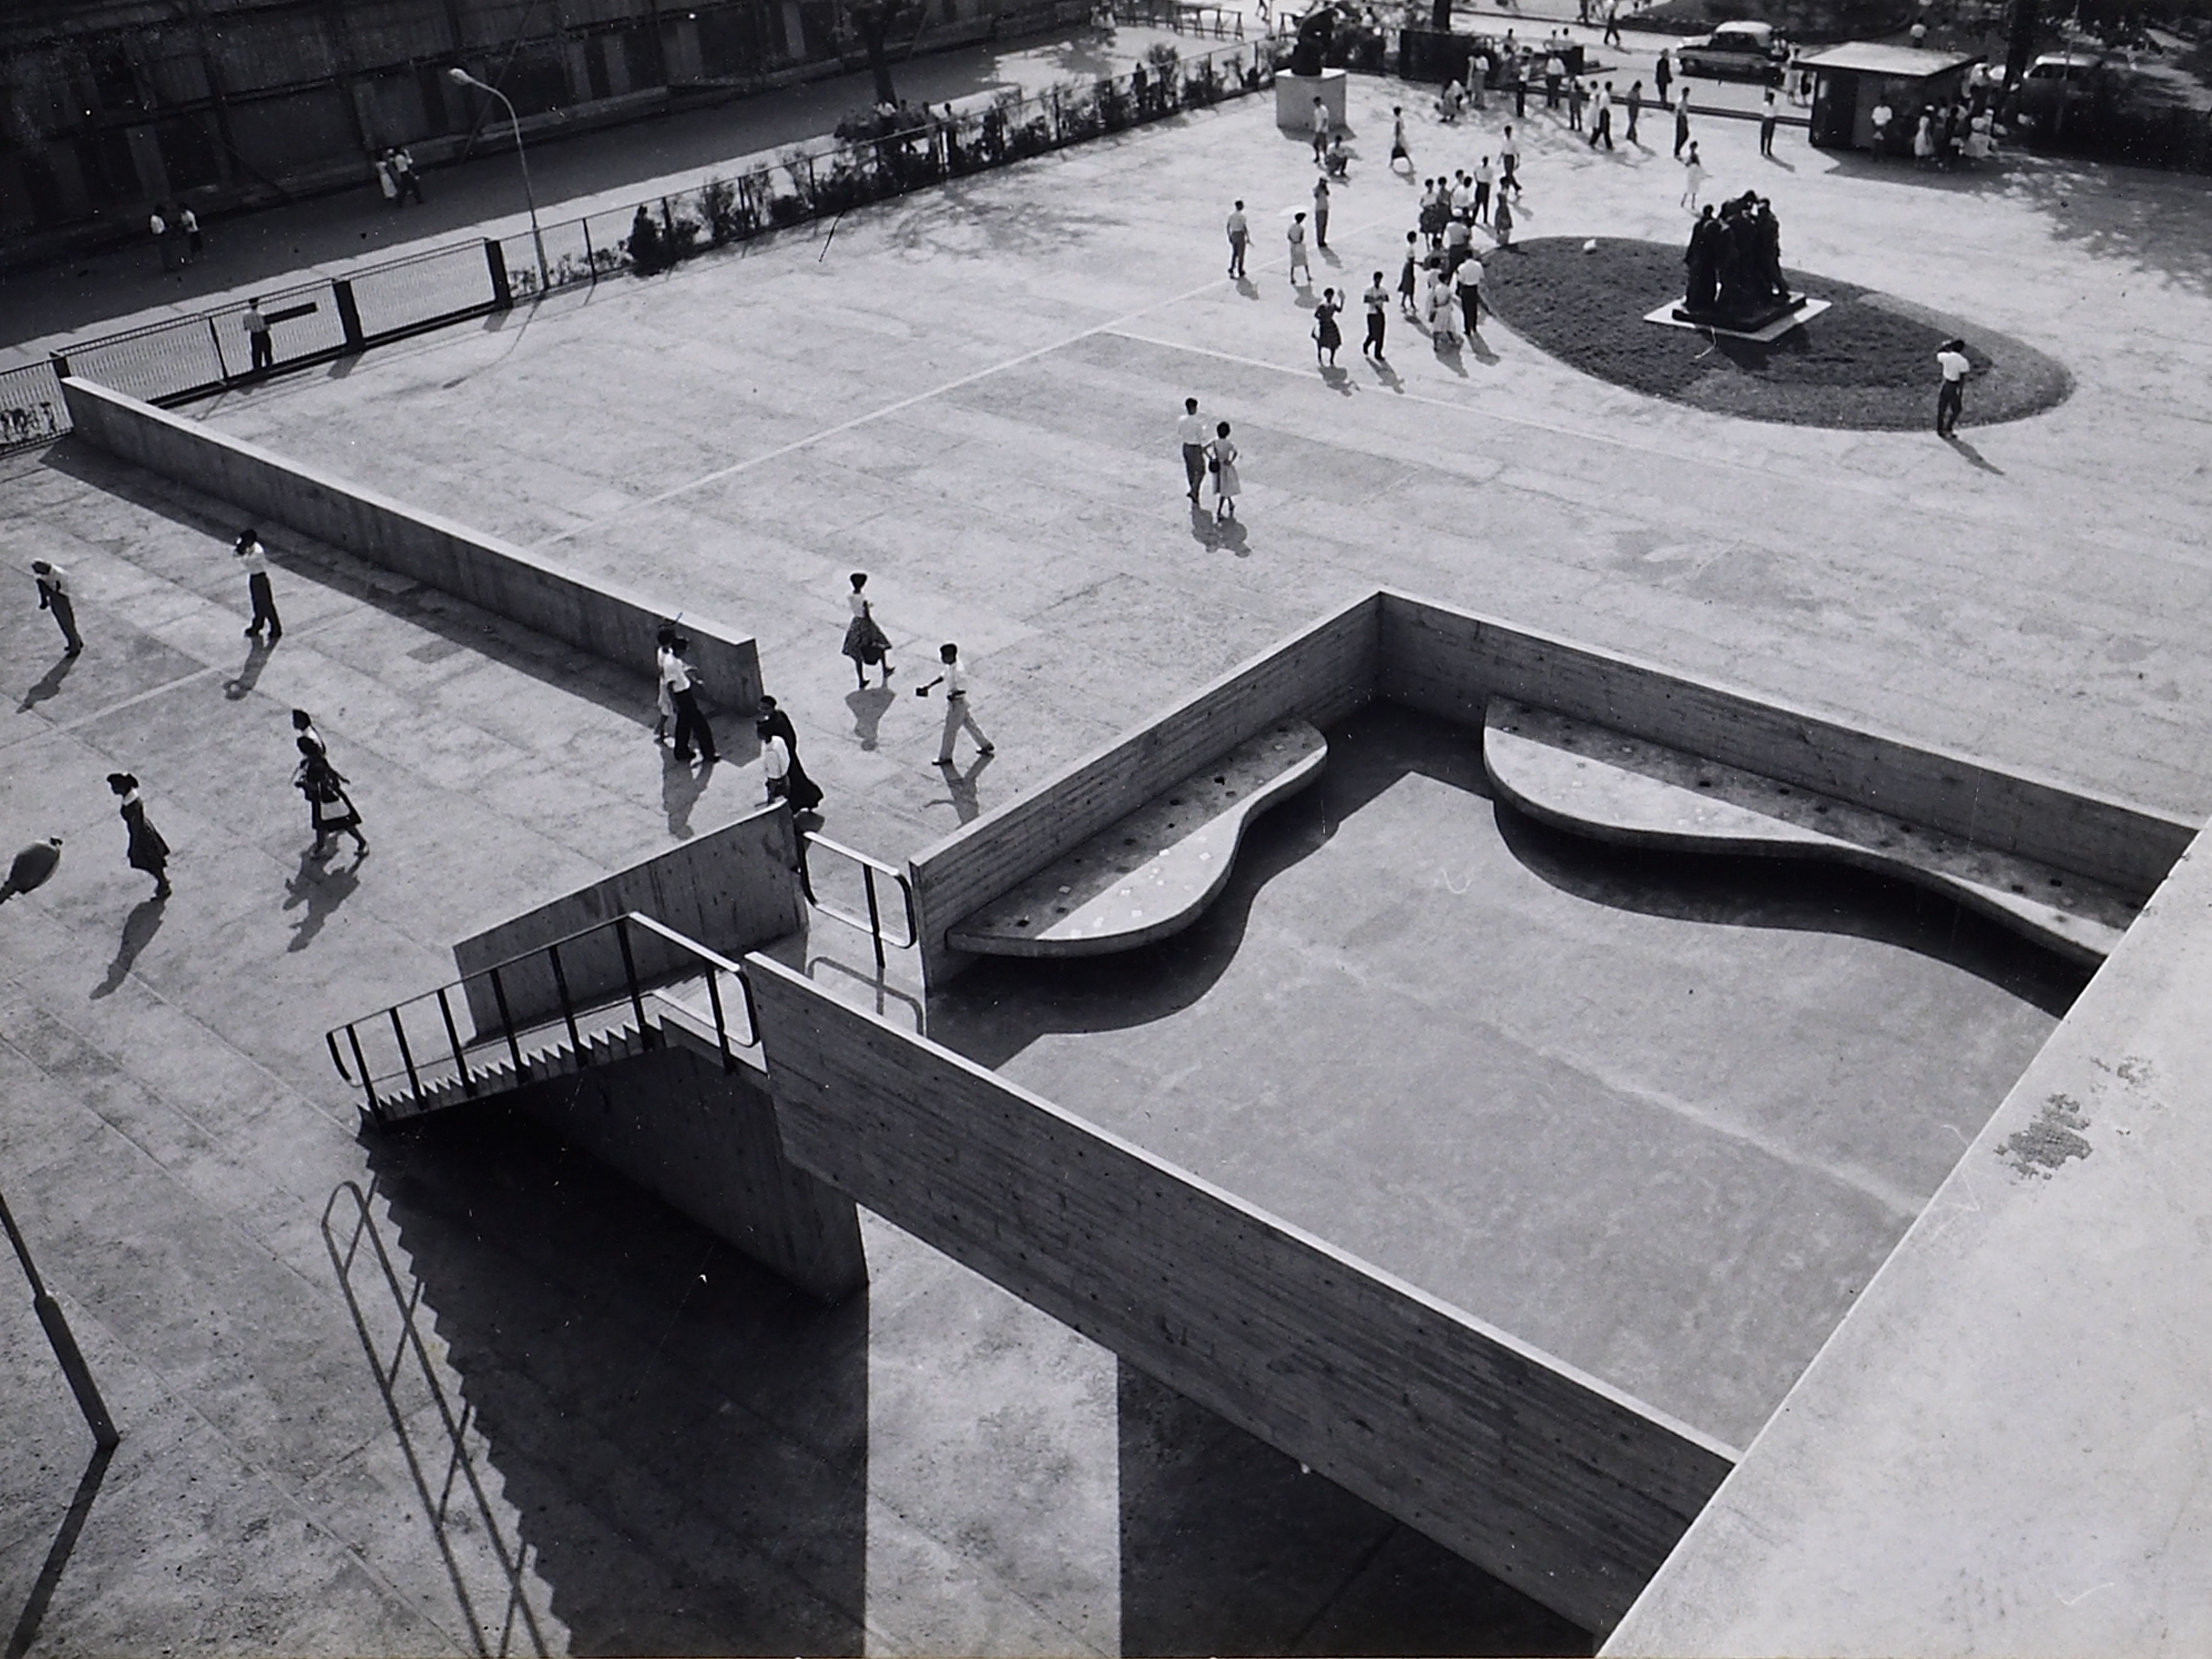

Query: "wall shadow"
(37, 443), (677, 729)
(1117, 1364), (1590, 1658)
(355, 1099), (867, 1656)
(928, 701), (2086, 1068)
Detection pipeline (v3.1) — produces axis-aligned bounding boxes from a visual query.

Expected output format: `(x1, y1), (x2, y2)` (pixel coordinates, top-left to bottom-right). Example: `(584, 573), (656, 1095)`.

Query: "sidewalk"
(0, 19), (1213, 367)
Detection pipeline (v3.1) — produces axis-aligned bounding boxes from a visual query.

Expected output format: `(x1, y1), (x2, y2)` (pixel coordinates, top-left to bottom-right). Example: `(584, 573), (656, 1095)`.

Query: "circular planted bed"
(1481, 237), (2069, 430)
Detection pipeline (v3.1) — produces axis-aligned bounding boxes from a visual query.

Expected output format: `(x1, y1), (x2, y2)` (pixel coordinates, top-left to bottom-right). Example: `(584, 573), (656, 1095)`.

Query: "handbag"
(1207, 455), (1219, 473)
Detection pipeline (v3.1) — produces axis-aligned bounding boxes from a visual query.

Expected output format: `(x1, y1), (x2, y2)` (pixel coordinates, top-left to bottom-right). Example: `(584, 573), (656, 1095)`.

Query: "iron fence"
(3, 41), (1271, 457)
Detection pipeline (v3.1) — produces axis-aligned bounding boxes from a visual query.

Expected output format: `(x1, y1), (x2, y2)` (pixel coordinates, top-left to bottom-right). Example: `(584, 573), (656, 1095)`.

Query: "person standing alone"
(1311, 176), (1331, 251)
(917, 644), (994, 767)
(1759, 85), (1779, 157)
(1287, 212), (1312, 288)
(106, 773), (172, 899)
(244, 298), (274, 373)
(1226, 199), (1249, 277)
(1178, 397), (1211, 503)
(31, 560), (83, 656)
(1935, 338), (1972, 437)
(235, 528), (283, 642)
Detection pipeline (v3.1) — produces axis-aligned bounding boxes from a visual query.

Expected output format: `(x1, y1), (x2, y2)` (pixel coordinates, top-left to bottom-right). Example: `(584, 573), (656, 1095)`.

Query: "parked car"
(1676, 20), (1791, 80)
(2008, 51), (2105, 136)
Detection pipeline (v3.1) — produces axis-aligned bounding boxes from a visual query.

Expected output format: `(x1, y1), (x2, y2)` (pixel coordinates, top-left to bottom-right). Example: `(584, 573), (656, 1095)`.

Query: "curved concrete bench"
(949, 720), (1328, 957)
(1483, 699), (2136, 966)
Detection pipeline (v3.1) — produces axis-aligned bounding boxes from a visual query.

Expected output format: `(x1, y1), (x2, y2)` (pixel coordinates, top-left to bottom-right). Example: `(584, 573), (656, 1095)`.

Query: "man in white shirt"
(1361, 272), (1390, 360)
(658, 633), (719, 763)
(1759, 84), (1779, 157)
(234, 527), (283, 642)
(31, 559), (83, 655)
(1310, 95), (1332, 162)
(918, 643), (994, 767)
(1455, 253), (1485, 337)
(1225, 199), (1249, 277)
(1935, 338), (1972, 437)
(1450, 171), (1476, 222)
(1178, 397), (1210, 503)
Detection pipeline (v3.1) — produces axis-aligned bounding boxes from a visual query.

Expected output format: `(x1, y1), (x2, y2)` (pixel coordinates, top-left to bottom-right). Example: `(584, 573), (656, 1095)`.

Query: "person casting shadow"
(224, 635), (275, 701)
(661, 746), (711, 839)
(1942, 433), (2005, 474)
(932, 750), (995, 825)
(92, 895), (168, 998)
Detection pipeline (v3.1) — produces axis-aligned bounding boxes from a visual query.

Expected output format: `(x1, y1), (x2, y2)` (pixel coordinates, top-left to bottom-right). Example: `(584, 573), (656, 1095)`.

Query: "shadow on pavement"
(348, 1102), (868, 1656)
(1117, 1365), (1591, 1657)
(4, 1442), (115, 1659)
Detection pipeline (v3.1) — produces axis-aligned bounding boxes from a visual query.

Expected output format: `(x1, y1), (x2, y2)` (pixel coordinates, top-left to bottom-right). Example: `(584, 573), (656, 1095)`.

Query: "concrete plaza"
(6, 48), (2212, 1656)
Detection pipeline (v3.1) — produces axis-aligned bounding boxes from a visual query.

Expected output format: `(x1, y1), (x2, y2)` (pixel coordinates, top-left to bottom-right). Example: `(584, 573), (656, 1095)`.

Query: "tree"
(847, 0), (921, 106)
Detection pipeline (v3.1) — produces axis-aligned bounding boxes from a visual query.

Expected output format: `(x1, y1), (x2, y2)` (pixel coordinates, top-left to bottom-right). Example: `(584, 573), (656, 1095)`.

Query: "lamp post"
(448, 66), (549, 295)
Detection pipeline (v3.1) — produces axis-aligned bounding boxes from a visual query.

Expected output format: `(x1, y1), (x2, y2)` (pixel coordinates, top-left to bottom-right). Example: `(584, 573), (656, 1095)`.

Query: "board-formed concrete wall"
(515, 1041), (866, 1305)
(59, 375), (760, 715)
(746, 954), (1734, 1635)
(906, 594), (1381, 983)
(1378, 589), (2195, 897)
(454, 802), (801, 1029)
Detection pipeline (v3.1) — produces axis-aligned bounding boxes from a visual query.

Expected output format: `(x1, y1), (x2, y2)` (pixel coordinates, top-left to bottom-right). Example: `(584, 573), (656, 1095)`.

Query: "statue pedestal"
(1671, 292), (1809, 333)
(1644, 293), (1830, 342)
(1276, 67), (1348, 132)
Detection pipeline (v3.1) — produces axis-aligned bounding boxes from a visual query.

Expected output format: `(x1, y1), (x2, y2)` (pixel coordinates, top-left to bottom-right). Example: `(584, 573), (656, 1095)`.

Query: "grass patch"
(1481, 237), (2072, 430)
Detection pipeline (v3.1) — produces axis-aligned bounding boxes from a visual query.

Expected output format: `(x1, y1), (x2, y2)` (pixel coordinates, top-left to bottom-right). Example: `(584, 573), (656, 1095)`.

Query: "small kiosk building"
(1800, 43), (1982, 152)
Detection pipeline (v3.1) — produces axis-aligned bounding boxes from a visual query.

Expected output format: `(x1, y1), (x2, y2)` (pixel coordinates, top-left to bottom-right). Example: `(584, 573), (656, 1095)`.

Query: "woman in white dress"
(1206, 421), (1240, 523)
(1913, 111), (1935, 162)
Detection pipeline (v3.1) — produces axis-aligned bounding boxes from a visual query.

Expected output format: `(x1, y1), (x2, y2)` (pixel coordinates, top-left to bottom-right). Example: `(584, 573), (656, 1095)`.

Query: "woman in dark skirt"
(841, 572), (894, 689)
(293, 735), (368, 855)
(757, 716), (823, 814)
(106, 772), (172, 899)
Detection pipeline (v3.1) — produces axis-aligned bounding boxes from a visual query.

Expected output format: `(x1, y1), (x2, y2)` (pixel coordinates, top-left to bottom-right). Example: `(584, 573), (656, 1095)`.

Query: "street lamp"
(448, 66), (549, 296)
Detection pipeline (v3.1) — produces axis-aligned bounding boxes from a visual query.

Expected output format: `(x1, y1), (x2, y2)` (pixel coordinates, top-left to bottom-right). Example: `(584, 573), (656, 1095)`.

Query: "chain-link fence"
(7, 41), (1275, 454)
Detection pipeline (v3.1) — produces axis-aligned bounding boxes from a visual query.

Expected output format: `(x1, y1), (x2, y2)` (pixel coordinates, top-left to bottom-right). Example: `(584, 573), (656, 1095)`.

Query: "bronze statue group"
(1683, 192), (1790, 322)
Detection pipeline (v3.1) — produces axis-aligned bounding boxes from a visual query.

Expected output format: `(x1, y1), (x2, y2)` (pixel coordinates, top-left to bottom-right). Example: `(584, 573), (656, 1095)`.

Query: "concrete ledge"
(948, 719), (1326, 957)
(1483, 699), (2137, 965)
(749, 952), (1735, 1636)
(58, 374), (761, 715)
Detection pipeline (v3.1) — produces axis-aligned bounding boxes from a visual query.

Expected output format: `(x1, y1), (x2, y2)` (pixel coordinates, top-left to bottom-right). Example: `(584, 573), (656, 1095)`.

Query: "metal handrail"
(325, 908), (759, 1120)
(797, 830), (918, 974)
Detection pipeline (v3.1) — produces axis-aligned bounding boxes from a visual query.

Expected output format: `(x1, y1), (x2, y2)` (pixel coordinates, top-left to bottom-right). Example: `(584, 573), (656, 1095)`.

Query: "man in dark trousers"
(1178, 397), (1210, 503)
(1361, 272), (1389, 360)
(660, 633), (719, 764)
(31, 560), (83, 655)
(235, 528), (282, 641)
(1935, 339), (1972, 437)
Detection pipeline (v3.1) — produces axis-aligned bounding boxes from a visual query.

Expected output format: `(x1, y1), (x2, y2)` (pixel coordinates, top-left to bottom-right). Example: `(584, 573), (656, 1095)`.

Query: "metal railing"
(2, 41), (1270, 456)
(325, 909), (757, 1123)
(797, 830), (918, 975)
(1109, 0), (1247, 37)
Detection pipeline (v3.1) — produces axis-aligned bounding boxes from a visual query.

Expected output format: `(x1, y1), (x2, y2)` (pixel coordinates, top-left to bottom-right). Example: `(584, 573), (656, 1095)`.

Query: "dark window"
(497, 47), (572, 116)
(587, 36), (613, 99)
(417, 63), (453, 133)
(157, 113), (222, 190)
(74, 127), (140, 204)
(90, 43), (144, 113)
(15, 151), (74, 227)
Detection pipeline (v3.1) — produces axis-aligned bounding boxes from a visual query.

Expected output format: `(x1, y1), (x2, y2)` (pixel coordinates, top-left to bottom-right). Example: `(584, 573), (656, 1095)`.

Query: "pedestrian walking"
(235, 528), (283, 642)
(244, 298), (274, 373)
(291, 708), (326, 757)
(1206, 422), (1240, 523)
(917, 644), (995, 766)
(1390, 105), (1411, 174)
(1398, 233), (1420, 317)
(1312, 288), (1343, 367)
(1178, 397), (1211, 502)
(1603, 1), (1623, 47)
(1311, 95), (1333, 163)
(1312, 177), (1331, 250)
(1935, 338), (1972, 436)
(1513, 52), (1528, 118)
(841, 572), (896, 687)
(757, 715), (824, 812)
(1626, 80), (1643, 144)
(0, 839), (63, 905)
(391, 146), (425, 205)
(757, 693), (801, 758)
(659, 633), (719, 764)
(1499, 127), (1523, 197)
(373, 152), (398, 207)
(180, 206), (203, 262)
(1226, 199), (1249, 277)
(1474, 156), (1494, 224)
(1493, 192), (1515, 247)
(1679, 142), (1707, 211)
(1361, 272), (1389, 359)
(30, 560), (83, 655)
(1759, 86), (1779, 157)
(1568, 77), (1586, 132)
(652, 625), (677, 741)
(106, 774), (172, 900)
(1673, 92), (1692, 159)
(1288, 212), (1312, 287)
(1655, 48), (1673, 107)
(294, 738), (368, 856)
(1590, 83), (1614, 148)
(1455, 252), (1485, 336)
